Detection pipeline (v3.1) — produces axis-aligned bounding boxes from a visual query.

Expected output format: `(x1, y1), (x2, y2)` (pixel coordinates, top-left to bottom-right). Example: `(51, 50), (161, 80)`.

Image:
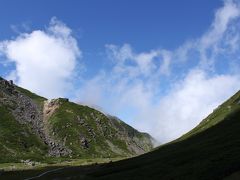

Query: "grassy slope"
(178, 90), (240, 141)
(0, 106), (48, 163)
(22, 90), (240, 180)
(109, 116), (154, 152)
(15, 86), (46, 106)
(47, 100), (137, 158)
(0, 82), (48, 163)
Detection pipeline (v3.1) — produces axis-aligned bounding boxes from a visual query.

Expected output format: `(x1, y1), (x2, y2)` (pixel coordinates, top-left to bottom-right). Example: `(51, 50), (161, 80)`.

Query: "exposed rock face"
(43, 99), (72, 156)
(80, 137), (89, 148)
(108, 116), (154, 154)
(0, 78), (71, 157)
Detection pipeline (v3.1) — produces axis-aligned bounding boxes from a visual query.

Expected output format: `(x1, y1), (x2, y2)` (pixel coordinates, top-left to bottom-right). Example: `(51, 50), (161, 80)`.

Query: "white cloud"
(201, 0), (240, 47)
(135, 70), (240, 142)
(172, 0), (240, 69)
(106, 44), (172, 79)
(199, 0), (240, 68)
(0, 17), (81, 98)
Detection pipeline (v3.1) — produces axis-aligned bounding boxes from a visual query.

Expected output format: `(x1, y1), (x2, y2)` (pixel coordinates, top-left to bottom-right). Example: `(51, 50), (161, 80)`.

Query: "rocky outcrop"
(43, 99), (72, 156)
(107, 116), (154, 154)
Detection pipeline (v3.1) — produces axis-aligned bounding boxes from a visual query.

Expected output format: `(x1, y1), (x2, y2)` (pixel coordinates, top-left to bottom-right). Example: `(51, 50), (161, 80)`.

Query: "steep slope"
(0, 78), (48, 163)
(178, 90), (240, 141)
(108, 116), (154, 154)
(32, 90), (240, 179)
(0, 106), (48, 163)
(43, 99), (154, 158)
(0, 77), (154, 162)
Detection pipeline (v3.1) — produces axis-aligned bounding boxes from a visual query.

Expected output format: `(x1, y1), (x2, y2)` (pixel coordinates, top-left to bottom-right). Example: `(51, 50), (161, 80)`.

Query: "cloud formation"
(77, 0), (240, 143)
(0, 17), (81, 98)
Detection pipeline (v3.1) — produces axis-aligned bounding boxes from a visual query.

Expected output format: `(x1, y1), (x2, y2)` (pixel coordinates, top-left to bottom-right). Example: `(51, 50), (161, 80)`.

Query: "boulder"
(80, 137), (89, 148)
(0, 169), (4, 175)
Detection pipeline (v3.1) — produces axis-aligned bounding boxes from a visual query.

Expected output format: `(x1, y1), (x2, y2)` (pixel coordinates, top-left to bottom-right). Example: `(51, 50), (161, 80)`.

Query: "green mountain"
(0, 77), (154, 163)
(16, 90), (240, 180)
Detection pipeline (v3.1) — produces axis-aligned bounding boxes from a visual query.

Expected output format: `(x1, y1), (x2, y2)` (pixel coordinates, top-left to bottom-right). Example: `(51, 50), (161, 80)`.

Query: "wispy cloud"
(10, 21), (32, 34)
(106, 44), (172, 77)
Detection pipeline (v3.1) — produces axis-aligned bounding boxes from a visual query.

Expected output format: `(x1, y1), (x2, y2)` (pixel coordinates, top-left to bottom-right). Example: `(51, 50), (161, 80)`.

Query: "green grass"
(0, 157), (123, 171)
(0, 106), (48, 163)
(16, 86), (46, 106)
(0, 158), (124, 179)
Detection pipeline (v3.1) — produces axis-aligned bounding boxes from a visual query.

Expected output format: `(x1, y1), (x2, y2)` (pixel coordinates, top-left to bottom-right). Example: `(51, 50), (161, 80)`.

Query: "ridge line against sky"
(0, 0), (240, 142)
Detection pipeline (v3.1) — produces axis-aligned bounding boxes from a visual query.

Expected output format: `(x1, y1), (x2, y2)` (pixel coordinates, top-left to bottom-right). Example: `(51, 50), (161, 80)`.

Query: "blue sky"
(0, 0), (240, 142)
